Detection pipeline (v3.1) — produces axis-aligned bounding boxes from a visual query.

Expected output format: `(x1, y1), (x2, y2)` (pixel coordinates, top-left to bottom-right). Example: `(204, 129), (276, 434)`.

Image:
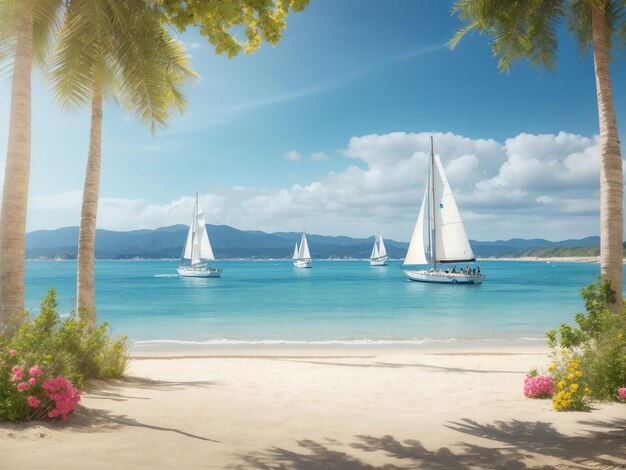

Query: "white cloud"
(22, 131), (620, 242)
(184, 41), (201, 50)
(283, 150), (302, 161)
(310, 152), (328, 162)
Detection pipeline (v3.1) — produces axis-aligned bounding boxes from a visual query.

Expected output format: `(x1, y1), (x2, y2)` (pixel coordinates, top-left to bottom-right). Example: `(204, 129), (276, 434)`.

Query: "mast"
(430, 136), (437, 271)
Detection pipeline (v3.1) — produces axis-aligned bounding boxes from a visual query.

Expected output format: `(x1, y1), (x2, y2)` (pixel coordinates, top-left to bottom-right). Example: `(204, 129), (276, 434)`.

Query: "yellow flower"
(584, 387), (592, 396)
(548, 363), (556, 372)
(571, 361), (579, 370)
(574, 370), (583, 378)
(568, 367), (575, 373)
(560, 349), (567, 356)
(566, 374), (574, 381)
(618, 332), (623, 339)
(570, 383), (579, 393)
(558, 380), (565, 389)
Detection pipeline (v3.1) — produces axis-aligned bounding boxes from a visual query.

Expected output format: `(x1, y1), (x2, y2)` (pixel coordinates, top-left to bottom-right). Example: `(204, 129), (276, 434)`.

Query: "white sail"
(370, 240), (379, 259)
(432, 155), (474, 262)
(299, 232), (311, 259)
(293, 243), (299, 259)
(181, 195), (215, 265)
(182, 222), (194, 260)
(182, 197), (197, 261)
(378, 235), (387, 257)
(195, 200), (215, 261)
(403, 185), (429, 265)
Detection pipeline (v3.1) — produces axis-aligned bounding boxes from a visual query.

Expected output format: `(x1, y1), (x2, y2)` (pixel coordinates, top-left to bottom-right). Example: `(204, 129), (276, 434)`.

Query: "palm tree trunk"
(76, 81), (104, 325)
(592, 3), (624, 312)
(0, 5), (33, 336)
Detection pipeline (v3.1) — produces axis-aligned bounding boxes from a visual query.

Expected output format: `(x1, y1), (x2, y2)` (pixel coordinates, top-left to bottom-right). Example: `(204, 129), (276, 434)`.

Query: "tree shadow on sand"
(1, 406), (220, 442)
(232, 418), (625, 469)
(284, 359), (524, 374)
(83, 376), (220, 402)
(0, 377), (221, 443)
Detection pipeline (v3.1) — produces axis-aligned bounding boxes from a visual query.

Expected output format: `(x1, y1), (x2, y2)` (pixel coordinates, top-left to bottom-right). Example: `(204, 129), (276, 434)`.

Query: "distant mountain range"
(24, 225), (611, 260)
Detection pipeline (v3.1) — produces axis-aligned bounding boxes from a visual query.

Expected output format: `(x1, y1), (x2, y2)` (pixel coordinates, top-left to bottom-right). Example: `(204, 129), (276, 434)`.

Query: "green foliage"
(0, 353), (30, 421)
(159, 0), (309, 58)
(2, 288), (128, 388)
(449, 0), (626, 72)
(47, 0), (197, 132)
(546, 279), (626, 401)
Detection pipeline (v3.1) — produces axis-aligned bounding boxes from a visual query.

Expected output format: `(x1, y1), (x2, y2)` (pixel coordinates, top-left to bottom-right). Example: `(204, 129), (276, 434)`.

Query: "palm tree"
(450, 0), (624, 312)
(47, 0), (196, 323)
(0, 0), (64, 335)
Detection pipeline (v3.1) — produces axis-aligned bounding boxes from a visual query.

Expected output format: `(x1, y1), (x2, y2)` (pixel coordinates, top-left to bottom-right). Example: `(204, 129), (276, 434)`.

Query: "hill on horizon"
(24, 225), (605, 260)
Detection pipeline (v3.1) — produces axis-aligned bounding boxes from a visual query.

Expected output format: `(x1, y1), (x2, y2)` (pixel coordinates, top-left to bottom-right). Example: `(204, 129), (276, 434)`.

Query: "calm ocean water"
(23, 259), (603, 349)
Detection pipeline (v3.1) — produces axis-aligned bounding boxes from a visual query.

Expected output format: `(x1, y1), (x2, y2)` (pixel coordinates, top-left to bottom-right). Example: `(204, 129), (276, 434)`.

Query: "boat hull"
(403, 269), (484, 284)
(370, 256), (389, 266)
(293, 259), (313, 268)
(177, 265), (222, 278)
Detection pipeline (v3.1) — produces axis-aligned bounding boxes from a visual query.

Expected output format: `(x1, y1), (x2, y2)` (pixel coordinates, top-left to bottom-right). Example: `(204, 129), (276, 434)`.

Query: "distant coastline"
(28, 256), (618, 263)
(25, 224), (621, 261)
(486, 256), (625, 263)
(485, 256), (601, 263)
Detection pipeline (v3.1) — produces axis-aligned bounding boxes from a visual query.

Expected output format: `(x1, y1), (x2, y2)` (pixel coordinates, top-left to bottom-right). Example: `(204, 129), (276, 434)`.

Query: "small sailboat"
(403, 137), (484, 284)
(293, 231), (312, 268)
(177, 194), (222, 278)
(370, 234), (388, 266)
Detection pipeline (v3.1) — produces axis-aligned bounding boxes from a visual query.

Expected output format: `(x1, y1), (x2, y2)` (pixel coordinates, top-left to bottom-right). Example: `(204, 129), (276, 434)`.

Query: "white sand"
(1, 347), (624, 469)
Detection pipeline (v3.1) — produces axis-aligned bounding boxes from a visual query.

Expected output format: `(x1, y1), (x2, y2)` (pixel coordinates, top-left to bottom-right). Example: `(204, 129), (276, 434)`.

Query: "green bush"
(546, 279), (626, 403)
(1, 288), (128, 421)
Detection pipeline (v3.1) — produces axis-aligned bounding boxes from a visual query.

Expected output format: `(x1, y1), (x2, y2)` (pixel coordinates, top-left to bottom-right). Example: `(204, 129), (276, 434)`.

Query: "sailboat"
(293, 231), (312, 268)
(177, 194), (222, 278)
(403, 137), (484, 284)
(370, 234), (388, 266)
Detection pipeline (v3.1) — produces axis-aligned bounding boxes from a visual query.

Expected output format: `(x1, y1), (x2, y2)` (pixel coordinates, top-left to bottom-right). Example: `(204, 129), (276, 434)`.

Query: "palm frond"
(450, 0), (566, 72)
(32, 0), (65, 67)
(0, 0), (20, 79)
(110, 1), (196, 131)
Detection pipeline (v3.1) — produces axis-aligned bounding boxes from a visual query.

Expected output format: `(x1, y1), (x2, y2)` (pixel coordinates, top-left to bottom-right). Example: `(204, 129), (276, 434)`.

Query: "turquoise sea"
(24, 260), (602, 350)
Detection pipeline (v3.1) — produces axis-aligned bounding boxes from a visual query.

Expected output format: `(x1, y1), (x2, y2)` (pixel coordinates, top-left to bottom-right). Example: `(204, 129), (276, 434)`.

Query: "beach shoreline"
(2, 346), (624, 469)
(128, 339), (552, 358)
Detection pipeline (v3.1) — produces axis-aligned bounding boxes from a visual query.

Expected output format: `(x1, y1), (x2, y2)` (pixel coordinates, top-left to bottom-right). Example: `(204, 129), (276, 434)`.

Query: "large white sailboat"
(177, 194), (222, 278)
(369, 234), (388, 266)
(403, 137), (484, 284)
(293, 231), (312, 268)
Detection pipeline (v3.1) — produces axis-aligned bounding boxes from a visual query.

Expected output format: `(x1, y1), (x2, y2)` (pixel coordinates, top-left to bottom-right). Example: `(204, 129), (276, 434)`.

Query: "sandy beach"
(1, 346), (624, 469)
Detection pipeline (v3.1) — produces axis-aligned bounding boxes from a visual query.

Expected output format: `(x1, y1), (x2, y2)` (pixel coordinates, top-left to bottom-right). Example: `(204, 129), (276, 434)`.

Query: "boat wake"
(153, 274), (178, 278)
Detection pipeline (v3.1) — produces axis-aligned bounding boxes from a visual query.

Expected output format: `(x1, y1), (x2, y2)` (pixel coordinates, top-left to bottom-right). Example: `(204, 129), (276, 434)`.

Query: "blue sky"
(0, 0), (624, 241)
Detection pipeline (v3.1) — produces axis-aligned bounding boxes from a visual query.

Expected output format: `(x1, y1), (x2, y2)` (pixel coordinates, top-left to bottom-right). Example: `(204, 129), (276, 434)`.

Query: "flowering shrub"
(546, 280), (626, 403)
(551, 353), (591, 412)
(1, 349), (81, 422)
(523, 372), (554, 398)
(0, 289), (127, 422)
(619, 387), (626, 401)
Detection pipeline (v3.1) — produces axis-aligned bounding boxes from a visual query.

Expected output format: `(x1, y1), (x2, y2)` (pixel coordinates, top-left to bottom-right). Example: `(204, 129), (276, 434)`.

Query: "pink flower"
(42, 376), (81, 422)
(523, 374), (554, 399)
(27, 396), (40, 408)
(28, 365), (41, 378)
(619, 387), (626, 401)
(11, 369), (23, 382)
(17, 382), (30, 392)
(8, 349), (17, 357)
(29, 377), (37, 386)
(11, 365), (20, 374)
